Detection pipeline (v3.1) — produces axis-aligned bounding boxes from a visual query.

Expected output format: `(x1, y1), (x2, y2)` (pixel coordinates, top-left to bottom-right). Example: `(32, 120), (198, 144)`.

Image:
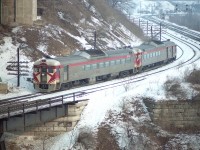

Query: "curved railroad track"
(0, 18), (199, 119)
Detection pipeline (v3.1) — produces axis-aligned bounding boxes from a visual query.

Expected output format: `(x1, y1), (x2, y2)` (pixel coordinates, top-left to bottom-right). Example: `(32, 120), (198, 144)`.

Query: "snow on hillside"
(1, 0), (200, 149)
(125, 0), (175, 15)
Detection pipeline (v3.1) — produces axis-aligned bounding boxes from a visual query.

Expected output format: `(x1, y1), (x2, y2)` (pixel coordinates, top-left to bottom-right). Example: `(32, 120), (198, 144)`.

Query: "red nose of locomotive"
(33, 59), (61, 92)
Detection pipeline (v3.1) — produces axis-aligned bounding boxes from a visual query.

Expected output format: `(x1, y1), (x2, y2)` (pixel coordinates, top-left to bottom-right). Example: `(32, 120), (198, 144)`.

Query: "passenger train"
(33, 40), (177, 92)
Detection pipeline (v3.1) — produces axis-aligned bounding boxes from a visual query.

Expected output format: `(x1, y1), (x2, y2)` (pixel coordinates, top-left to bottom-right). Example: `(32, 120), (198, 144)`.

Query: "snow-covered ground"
(46, 28), (200, 149)
(1, 0), (200, 149)
(1, 20), (200, 149)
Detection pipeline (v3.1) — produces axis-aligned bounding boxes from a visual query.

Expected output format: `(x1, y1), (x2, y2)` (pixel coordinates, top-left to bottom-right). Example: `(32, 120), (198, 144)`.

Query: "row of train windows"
(83, 58), (131, 70)
(34, 67), (59, 73)
(143, 51), (161, 60)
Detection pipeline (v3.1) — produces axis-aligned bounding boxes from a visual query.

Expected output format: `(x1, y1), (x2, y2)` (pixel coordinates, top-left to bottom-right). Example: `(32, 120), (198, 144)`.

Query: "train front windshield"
(41, 66), (47, 83)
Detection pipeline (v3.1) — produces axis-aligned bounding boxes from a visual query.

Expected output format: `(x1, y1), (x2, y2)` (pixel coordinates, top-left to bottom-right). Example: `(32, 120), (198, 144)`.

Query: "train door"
(171, 46), (173, 58)
(166, 47), (169, 60)
(134, 49), (142, 72)
(64, 66), (68, 81)
(41, 66), (47, 83)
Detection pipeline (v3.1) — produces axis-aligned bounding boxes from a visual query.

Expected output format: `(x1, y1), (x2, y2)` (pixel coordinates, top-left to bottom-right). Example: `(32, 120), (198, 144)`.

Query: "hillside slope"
(10, 0), (144, 61)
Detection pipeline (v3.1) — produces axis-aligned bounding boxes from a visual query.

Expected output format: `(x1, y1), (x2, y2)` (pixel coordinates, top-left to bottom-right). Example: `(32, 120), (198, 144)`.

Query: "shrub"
(96, 125), (120, 150)
(184, 69), (200, 85)
(163, 77), (187, 99)
(77, 127), (96, 149)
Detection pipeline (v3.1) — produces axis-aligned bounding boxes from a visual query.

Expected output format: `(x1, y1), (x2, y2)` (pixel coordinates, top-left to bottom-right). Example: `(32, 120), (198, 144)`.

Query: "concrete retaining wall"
(1, 0), (37, 25)
(0, 83), (8, 94)
(30, 101), (88, 136)
(16, 0), (37, 25)
(1, 0), (14, 25)
(144, 99), (200, 132)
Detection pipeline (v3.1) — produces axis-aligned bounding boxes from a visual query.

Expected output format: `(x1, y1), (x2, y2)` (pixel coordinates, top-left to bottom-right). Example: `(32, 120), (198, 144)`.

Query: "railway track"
(0, 91), (87, 119)
(77, 19), (200, 95)
(0, 18), (199, 119)
(0, 93), (43, 105)
(144, 16), (200, 42)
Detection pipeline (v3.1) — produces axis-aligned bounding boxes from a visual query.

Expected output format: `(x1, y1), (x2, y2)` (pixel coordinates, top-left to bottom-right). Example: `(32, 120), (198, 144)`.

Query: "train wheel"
(119, 71), (129, 78)
(60, 83), (72, 90)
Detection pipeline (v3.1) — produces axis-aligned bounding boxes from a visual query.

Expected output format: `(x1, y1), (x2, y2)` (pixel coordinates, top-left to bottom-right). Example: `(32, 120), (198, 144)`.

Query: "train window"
(64, 66), (67, 72)
(92, 64), (97, 69)
(48, 67), (53, 73)
(84, 65), (91, 70)
(144, 55), (146, 60)
(99, 62), (104, 68)
(125, 58), (131, 63)
(34, 68), (39, 72)
(105, 62), (110, 67)
(110, 60), (115, 66)
(121, 59), (125, 64)
(116, 60), (120, 65)
(56, 68), (60, 74)
(41, 67), (47, 73)
(159, 51), (161, 55)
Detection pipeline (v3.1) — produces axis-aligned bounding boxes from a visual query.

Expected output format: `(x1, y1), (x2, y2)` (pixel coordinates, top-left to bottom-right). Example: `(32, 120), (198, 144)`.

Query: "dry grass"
(76, 127), (96, 149)
(96, 125), (120, 150)
(163, 77), (187, 99)
(10, 0), (145, 61)
(184, 69), (200, 85)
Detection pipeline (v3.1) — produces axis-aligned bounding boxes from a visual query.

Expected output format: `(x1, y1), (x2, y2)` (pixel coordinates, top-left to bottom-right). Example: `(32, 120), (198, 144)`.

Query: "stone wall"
(144, 99), (200, 133)
(29, 101), (88, 136)
(0, 83), (8, 94)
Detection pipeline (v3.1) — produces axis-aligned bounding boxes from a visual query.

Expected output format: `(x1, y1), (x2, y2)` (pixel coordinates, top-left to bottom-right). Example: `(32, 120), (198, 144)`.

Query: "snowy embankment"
(48, 30), (200, 149)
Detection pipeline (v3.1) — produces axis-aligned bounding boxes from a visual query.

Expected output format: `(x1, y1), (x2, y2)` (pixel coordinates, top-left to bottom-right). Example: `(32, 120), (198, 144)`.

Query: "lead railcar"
(33, 40), (177, 92)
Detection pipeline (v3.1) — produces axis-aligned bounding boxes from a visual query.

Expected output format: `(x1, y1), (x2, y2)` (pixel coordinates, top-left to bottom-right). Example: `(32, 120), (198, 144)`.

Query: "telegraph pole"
(17, 47), (20, 86)
(94, 31), (96, 50)
(7, 46), (29, 87)
(160, 23), (162, 41)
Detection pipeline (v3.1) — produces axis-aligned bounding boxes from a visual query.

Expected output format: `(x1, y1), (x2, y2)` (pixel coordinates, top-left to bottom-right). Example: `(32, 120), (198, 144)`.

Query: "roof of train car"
(136, 40), (175, 51)
(39, 40), (176, 66)
(105, 48), (133, 56)
(53, 55), (87, 65)
(51, 48), (133, 66)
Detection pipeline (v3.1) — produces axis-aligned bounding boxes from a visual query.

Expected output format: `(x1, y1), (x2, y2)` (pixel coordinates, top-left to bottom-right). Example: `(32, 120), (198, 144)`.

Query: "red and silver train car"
(33, 40), (176, 92)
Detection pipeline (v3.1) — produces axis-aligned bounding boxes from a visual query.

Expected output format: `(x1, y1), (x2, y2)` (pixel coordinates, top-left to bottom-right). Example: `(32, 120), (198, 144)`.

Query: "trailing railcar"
(33, 40), (177, 92)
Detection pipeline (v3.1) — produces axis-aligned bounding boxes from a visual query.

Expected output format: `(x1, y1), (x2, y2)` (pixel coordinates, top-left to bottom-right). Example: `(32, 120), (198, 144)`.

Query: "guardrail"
(0, 91), (87, 119)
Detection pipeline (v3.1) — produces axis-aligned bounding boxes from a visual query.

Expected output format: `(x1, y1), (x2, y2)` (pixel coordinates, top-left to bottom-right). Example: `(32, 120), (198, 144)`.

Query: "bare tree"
(106, 0), (132, 8)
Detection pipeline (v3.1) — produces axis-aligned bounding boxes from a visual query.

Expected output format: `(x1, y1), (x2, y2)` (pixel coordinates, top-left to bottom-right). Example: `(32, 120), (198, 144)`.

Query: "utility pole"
(147, 21), (148, 36)
(139, 19), (140, 28)
(17, 47), (20, 86)
(7, 47), (29, 87)
(94, 31), (96, 50)
(160, 22), (162, 41)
